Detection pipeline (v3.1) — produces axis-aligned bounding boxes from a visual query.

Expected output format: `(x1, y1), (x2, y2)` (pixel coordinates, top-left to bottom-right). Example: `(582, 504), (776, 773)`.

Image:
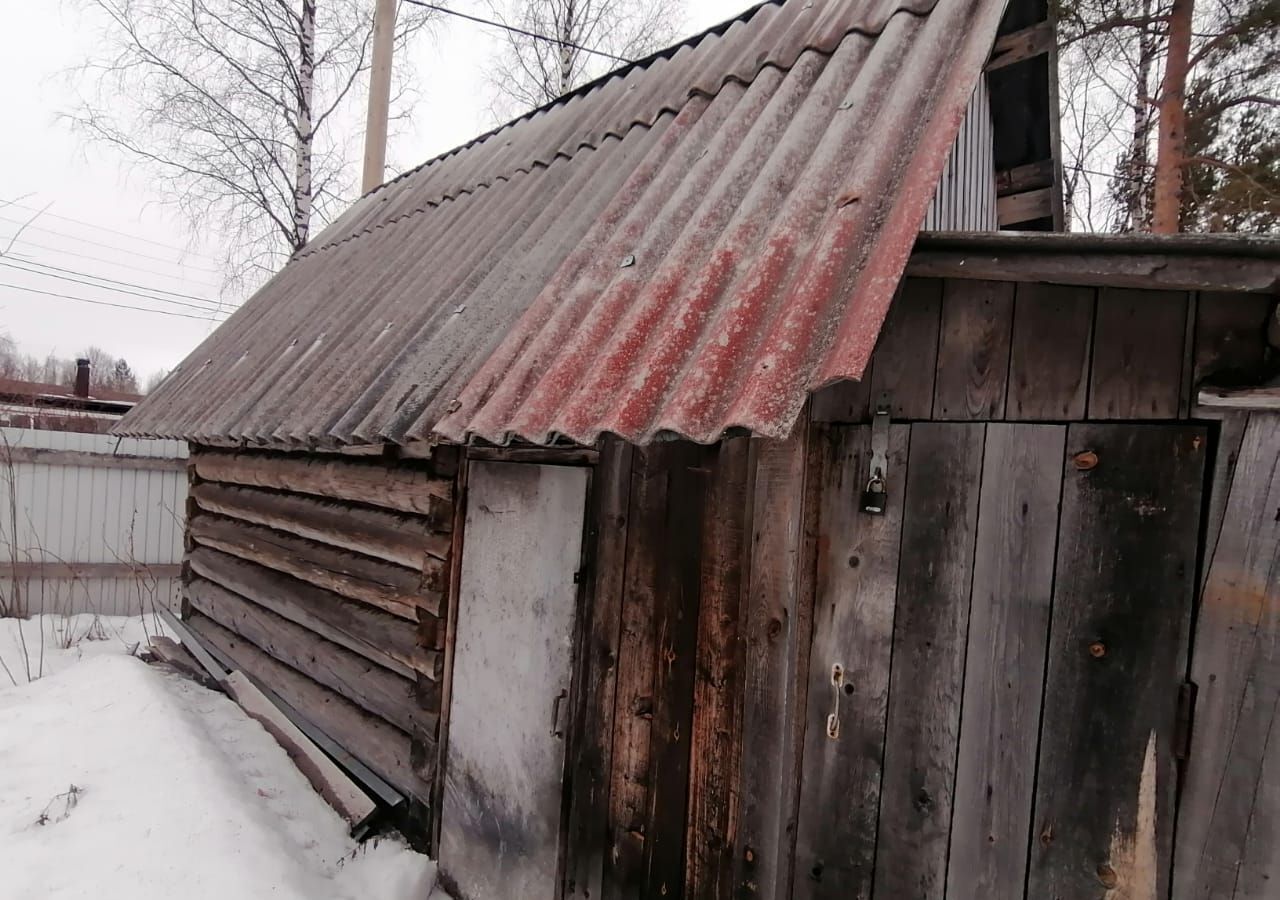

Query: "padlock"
(860, 475), (887, 515)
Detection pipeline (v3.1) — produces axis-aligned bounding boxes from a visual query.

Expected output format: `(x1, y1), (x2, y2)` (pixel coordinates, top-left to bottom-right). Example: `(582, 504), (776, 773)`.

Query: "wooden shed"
(117, 1), (1280, 898)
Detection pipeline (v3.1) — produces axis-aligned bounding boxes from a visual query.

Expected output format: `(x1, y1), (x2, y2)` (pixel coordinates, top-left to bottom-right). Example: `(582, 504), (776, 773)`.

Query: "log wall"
(180, 446), (457, 837)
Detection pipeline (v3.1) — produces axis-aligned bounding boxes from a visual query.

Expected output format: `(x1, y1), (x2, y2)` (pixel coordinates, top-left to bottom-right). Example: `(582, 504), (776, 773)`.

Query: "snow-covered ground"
(0, 615), (441, 900)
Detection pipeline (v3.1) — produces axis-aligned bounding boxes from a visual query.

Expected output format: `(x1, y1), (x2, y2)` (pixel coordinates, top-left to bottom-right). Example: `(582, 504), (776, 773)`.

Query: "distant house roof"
(120, 0), (1011, 448)
(0, 378), (141, 434)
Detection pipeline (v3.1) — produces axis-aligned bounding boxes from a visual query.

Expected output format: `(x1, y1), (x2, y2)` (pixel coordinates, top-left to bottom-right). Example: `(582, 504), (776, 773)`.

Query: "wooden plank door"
(1027, 423), (1207, 900)
(440, 461), (590, 900)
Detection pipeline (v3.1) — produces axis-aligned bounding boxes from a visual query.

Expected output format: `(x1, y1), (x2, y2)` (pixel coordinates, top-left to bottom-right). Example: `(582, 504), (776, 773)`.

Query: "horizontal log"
(188, 546), (437, 678)
(0, 446), (187, 472)
(986, 20), (1055, 72)
(997, 187), (1055, 226)
(186, 612), (433, 801)
(193, 450), (451, 517)
(192, 482), (450, 567)
(0, 561), (182, 580)
(187, 577), (439, 733)
(190, 513), (442, 618)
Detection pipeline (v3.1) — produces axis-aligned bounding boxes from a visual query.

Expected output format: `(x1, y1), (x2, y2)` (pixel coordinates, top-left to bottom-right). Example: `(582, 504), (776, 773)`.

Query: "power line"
(0, 215), (223, 272)
(0, 280), (226, 322)
(1, 258), (227, 307)
(0, 236), (221, 286)
(0, 259), (231, 316)
(0, 197), (221, 261)
(404, 1), (633, 64)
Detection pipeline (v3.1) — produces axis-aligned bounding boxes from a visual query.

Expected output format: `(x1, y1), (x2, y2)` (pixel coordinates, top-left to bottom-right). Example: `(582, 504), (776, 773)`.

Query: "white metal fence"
(0, 427), (188, 617)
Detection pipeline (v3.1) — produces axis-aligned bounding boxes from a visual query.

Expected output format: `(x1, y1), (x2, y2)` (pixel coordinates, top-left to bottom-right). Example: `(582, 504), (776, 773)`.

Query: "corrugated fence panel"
(923, 76), (997, 231)
(0, 427), (187, 616)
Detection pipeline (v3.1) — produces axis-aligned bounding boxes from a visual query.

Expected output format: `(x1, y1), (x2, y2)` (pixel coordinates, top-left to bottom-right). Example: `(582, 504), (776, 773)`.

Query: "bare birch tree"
(484, 0), (684, 118)
(66, 0), (434, 288)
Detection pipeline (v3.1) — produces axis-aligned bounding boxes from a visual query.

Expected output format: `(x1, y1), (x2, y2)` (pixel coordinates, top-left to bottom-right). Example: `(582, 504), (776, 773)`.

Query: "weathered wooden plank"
(0, 446), (186, 472)
(185, 611), (432, 801)
(933, 279), (1015, 420)
(686, 438), (754, 900)
(868, 278), (944, 419)
(1173, 415), (1280, 900)
(946, 423), (1065, 900)
(1005, 283), (1095, 420)
(187, 576), (437, 734)
(1191, 292), (1274, 389)
(439, 462), (589, 900)
(996, 188), (1054, 226)
(994, 160), (1055, 196)
(811, 380), (874, 425)
(1198, 383), (1280, 410)
(0, 562), (182, 580)
(985, 20), (1055, 71)
(733, 422), (817, 900)
(1198, 412), (1251, 597)
(873, 423), (985, 900)
(188, 546), (429, 679)
(222, 670), (378, 826)
(565, 440), (633, 900)
(792, 424), (909, 900)
(193, 449), (451, 517)
(1028, 423), (1207, 900)
(643, 445), (706, 899)
(192, 482), (450, 567)
(906, 241), (1280, 294)
(464, 445), (599, 465)
(605, 446), (668, 899)
(1088, 289), (1189, 419)
(190, 513), (440, 618)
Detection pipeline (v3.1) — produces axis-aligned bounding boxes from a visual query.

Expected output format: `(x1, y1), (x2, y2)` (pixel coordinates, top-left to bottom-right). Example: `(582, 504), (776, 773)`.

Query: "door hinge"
(1175, 679), (1198, 761)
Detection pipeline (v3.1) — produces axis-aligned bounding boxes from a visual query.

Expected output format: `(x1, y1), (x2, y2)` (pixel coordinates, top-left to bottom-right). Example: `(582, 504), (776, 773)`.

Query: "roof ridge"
(303, 0), (941, 258)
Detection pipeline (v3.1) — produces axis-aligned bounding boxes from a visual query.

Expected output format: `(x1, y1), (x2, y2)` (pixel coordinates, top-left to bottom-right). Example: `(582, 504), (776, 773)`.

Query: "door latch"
(550, 689), (568, 738)
(861, 394), (891, 515)
(826, 663), (845, 739)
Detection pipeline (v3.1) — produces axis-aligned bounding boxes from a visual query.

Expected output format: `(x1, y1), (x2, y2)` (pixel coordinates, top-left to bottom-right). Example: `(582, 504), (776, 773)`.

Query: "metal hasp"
(861, 394), (892, 514)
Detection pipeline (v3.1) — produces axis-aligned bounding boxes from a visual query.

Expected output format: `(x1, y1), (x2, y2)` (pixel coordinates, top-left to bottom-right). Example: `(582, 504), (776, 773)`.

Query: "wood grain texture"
(1005, 283), (1095, 420)
(733, 424), (815, 900)
(190, 513), (441, 618)
(192, 481), (450, 567)
(810, 379), (874, 425)
(873, 422), (985, 900)
(1174, 415), (1280, 900)
(188, 576), (437, 733)
(605, 445), (672, 899)
(1087, 288), (1190, 419)
(193, 449), (451, 516)
(186, 611), (431, 800)
(187, 546), (429, 679)
(934, 280), (1015, 420)
(1028, 423), (1207, 900)
(642, 444), (706, 900)
(687, 438), (754, 900)
(946, 424), (1065, 900)
(868, 278), (944, 420)
(792, 424), (909, 900)
(1191, 292), (1274, 388)
(564, 440), (633, 900)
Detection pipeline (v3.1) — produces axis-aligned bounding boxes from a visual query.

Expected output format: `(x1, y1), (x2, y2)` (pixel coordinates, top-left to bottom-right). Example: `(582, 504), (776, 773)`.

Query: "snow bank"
(0, 616), (440, 900)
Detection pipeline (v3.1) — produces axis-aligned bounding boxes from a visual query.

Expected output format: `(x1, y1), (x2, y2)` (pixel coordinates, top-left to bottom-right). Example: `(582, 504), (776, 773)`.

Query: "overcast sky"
(0, 1), (755, 383)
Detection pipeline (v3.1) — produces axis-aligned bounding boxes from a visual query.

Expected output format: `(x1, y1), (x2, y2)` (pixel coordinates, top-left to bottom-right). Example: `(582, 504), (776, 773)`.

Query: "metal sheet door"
(440, 461), (589, 900)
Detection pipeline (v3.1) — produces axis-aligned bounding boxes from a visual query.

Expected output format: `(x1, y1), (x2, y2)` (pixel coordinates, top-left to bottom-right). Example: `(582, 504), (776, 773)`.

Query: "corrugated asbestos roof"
(119, 0), (1010, 448)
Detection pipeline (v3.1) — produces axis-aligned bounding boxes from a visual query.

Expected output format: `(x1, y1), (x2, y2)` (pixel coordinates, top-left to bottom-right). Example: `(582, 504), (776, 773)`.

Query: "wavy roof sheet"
(119, 0), (1009, 447)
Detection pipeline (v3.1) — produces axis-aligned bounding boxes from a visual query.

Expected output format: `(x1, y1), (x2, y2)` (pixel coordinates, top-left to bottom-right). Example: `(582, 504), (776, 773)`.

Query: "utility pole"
(362, 0), (398, 193)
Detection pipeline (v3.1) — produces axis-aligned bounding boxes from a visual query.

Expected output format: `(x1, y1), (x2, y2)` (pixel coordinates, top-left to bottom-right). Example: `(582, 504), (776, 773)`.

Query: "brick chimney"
(74, 358), (91, 398)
